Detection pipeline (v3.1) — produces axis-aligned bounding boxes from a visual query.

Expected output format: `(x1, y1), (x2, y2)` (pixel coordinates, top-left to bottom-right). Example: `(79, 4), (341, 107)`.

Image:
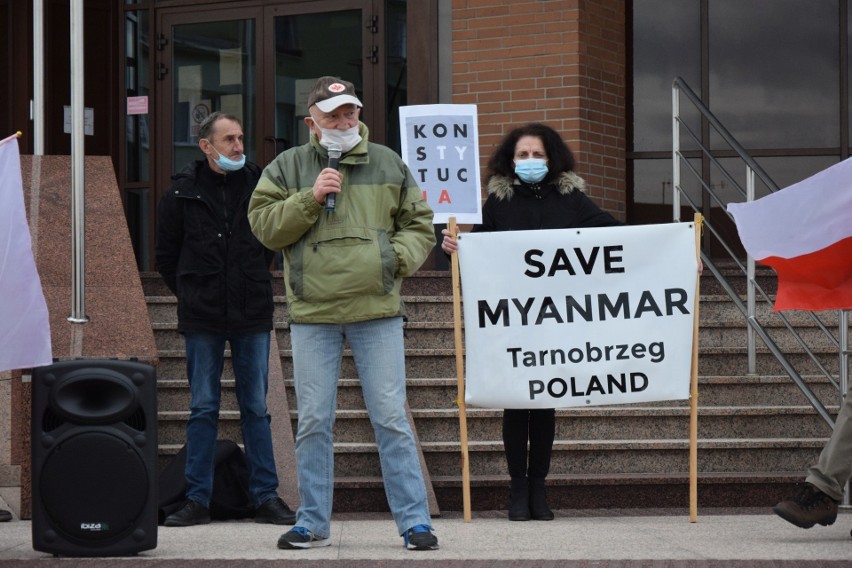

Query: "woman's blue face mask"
(514, 158), (548, 183)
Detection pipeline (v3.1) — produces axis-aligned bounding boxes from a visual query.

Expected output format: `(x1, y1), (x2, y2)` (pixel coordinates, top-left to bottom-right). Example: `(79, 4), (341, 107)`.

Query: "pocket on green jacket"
(294, 227), (396, 302)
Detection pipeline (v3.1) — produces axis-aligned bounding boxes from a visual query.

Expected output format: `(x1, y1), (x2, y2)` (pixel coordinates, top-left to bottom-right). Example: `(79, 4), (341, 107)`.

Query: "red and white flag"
(0, 134), (52, 372)
(727, 158), (852, 312)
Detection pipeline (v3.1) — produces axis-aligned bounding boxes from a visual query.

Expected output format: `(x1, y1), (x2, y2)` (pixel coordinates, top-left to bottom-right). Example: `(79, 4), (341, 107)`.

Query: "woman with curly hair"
(441, 123), (621, 521)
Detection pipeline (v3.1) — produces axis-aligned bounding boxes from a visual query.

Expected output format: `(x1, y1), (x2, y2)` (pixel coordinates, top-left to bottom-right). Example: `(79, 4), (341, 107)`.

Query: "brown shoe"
(773, 483), (838, 529)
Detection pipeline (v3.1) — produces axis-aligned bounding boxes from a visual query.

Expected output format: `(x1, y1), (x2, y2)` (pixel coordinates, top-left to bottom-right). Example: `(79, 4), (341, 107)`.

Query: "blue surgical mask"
(514, 158), (548, 183)
(204, 139), (246, 172)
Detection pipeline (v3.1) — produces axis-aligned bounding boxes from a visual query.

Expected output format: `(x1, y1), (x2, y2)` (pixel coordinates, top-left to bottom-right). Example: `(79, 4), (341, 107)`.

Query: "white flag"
(0, 135), (52, 372)
(727, 157), (852, 311)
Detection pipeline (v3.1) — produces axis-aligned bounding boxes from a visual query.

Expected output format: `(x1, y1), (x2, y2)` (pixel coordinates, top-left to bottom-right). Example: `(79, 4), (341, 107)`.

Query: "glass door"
(158, 8), (261, 188)
(265, 10), (363, 157)
(172, 19), (257, 171)
(151, 1), (412, 266)
(156, 2), (374, 204)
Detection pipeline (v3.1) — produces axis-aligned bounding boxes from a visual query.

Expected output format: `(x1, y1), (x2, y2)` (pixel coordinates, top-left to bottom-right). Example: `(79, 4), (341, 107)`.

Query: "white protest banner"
(399, 104), (482, 224)
(459, 223), (698, 409)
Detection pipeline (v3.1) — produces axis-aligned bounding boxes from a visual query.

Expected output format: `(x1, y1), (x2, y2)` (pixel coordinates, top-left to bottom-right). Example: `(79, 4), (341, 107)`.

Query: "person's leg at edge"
(527, 408), (556, 520)
(774, 381), (852, 529)
(183, 332), (226, 508)
(806, 384), (852, 501)
(347, 317), (432, 536)
(503, 409), (531, 520)
(288, 323), (344, 539)
(230, 331), (280, 506)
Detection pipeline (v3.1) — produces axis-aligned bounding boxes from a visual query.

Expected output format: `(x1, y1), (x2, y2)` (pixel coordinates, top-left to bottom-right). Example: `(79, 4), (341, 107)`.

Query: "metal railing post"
(672, 83), (681, 221)
(841, 309), (849, 506)
(746, 166), (756, 374)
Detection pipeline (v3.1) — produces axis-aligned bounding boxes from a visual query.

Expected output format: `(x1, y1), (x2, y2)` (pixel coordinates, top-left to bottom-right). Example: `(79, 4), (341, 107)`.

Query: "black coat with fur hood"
(476, 171), (621, 233)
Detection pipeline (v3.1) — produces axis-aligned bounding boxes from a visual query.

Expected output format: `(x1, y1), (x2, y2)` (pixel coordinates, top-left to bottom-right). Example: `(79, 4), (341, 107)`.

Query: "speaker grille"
(39, 432), (149, 543)
(123, 406), (147, 432)
(41, 405), (147, 433)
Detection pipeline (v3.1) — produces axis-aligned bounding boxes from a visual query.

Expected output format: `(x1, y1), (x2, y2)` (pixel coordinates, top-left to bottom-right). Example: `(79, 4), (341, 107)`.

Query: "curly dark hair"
(485, 123), (575, 185)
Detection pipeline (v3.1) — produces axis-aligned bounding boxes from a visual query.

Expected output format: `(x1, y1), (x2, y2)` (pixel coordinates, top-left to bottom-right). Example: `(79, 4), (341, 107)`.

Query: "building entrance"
(123, 0), (420, 270)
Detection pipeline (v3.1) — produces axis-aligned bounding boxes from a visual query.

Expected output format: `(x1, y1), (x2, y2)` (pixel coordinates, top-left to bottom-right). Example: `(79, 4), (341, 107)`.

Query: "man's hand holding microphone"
(312, 142), (343, 212)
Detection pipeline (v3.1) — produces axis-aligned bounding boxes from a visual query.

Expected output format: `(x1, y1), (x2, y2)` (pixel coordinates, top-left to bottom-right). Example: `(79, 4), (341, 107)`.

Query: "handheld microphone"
(325, 143), (343, 212)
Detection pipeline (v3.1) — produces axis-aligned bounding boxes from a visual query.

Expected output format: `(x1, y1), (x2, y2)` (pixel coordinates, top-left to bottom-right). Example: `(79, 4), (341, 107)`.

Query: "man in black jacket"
(156, 111), (295, 527)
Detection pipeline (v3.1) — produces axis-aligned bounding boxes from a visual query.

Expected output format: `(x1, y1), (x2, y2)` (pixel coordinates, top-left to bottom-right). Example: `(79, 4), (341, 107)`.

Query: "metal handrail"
(672, 77), (849, 435)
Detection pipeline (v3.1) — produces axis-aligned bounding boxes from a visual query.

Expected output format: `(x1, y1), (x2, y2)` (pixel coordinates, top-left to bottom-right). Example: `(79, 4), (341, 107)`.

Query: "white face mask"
(313, 120), (362, 153)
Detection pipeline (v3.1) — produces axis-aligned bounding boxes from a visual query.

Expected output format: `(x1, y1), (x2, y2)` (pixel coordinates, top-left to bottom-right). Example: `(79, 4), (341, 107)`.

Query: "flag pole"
(449, 216), (472, 522)
(68, 0), (88, 324)
(689, 212), (703, 522)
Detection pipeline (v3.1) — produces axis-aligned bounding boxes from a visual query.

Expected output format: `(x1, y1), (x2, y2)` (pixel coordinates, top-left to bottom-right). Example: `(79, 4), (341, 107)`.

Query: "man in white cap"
(248, 77), (439, 551)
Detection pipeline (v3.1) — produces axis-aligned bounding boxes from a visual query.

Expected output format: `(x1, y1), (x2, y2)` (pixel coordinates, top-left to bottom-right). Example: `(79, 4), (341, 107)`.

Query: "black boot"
(529, 478), (554, 521)
(508, 477), (530, 521)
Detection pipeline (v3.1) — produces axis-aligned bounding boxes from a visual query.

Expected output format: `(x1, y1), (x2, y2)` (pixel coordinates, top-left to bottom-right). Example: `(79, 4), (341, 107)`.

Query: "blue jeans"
(184, 331), (279, 508)
(290, 317), (431, 538)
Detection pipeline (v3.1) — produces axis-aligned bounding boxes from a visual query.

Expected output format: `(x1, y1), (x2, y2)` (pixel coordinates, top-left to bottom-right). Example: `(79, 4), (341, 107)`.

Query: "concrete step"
(146, 296), (289, 325)
(699, 267), (778, 296)
(157, 410), (247, 445)
(156, 351), (236, 381)
(157, 379), (240, 412)
(153, 373), (843, 421)
(279, 375), (841, 411)
(271, 347), (844, 379)
(429, 471), (805, 511)
(280, 405), (835, 445)
(146, 293), (848, 328)
(695, 322), (844, 349)
(154, 321), (461, 351)
(141, 270), (455, 297)
(147, 297), (176, 324)
(280, 438), (824, 478)
(149, 316), (842, 353)
(429, 439), (825, 477)
(698, 297), (846, 327)
(140, 267), (779, 298)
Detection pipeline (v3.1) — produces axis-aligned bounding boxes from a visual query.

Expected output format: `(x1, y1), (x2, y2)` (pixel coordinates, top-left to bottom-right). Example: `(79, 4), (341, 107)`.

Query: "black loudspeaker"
(31, 360), (158, 556)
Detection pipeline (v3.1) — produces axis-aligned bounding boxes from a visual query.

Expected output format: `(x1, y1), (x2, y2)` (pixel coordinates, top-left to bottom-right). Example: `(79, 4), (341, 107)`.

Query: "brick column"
(451, 0), (626, 219)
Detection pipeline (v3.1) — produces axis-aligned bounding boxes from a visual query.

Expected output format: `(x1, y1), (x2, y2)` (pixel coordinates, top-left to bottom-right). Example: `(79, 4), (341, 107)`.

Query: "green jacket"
(248, 123), (435, 324)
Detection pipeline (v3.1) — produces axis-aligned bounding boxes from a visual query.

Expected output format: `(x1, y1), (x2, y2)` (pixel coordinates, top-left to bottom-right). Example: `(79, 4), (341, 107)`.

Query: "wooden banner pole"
(689, 212), (704, 522)
(448, 217), (472, 522)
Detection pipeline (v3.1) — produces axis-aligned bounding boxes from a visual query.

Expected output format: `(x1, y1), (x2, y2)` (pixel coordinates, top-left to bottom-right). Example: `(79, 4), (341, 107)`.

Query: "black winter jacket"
(156, 159), (274, 334)
(477, 171), (621, 233)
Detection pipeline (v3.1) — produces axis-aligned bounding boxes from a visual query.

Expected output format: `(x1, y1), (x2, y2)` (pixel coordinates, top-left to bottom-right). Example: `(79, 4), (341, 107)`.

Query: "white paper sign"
(63, 106), (94, 136)
(399, 104), (482, 224)
(459, 223), (698, 409)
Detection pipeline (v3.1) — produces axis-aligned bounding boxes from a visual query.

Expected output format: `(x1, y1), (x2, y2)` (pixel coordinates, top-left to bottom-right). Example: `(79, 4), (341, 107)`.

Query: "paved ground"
(1, 506), (850, 567)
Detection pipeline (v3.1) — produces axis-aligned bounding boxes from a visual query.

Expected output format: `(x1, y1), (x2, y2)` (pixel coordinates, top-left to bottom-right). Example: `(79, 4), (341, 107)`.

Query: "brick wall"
(451, 0), (626, 218)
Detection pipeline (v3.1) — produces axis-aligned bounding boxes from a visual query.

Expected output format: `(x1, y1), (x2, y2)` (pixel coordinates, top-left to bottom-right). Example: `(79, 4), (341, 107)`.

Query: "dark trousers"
(502, 408), (556, 479)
